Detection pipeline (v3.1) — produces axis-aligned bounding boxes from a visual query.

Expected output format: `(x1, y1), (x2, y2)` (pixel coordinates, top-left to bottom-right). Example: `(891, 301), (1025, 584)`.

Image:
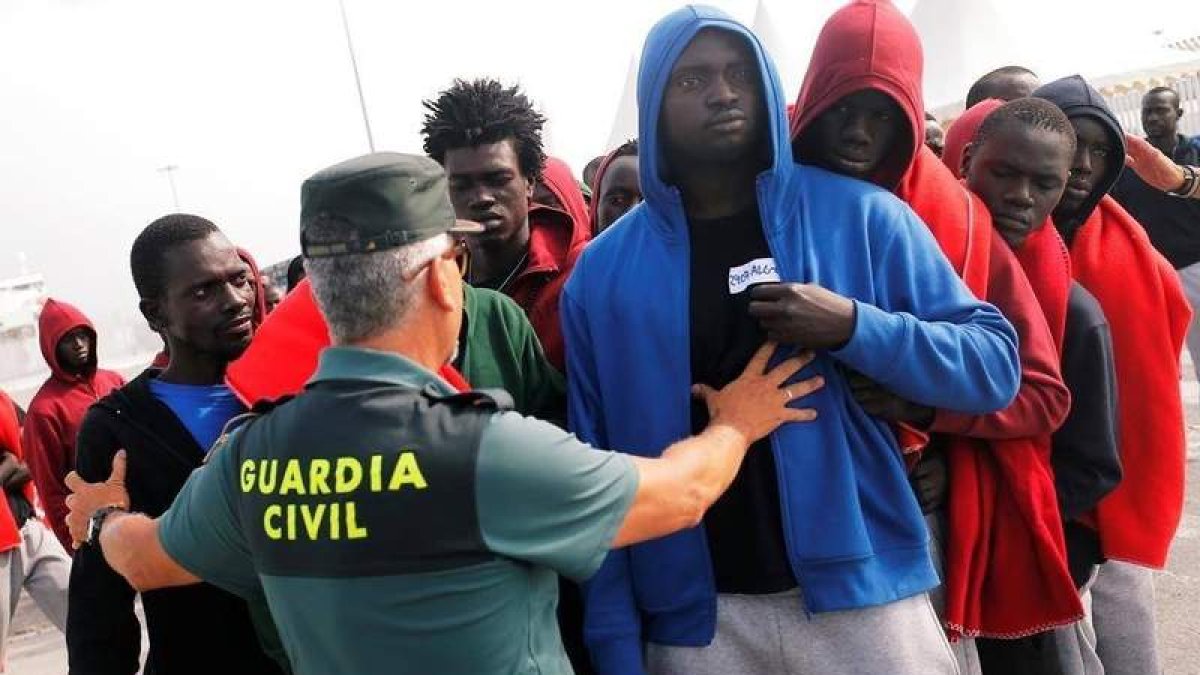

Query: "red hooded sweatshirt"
(791, 0), (1079, 638)
(0, 389), (37, 553)
(942, 99), (1005, 182)
(22, 298), (124, 551)
(513, 158), (591, 370)
(224, 280), (469, 407)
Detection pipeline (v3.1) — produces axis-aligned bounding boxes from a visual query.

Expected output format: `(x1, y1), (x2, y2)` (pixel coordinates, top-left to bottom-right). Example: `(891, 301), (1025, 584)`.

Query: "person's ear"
(425, 250), (458, 313)
(524, 175), (535, 202)
(139, 297), (167, 333)
(961, 142), (977, 177)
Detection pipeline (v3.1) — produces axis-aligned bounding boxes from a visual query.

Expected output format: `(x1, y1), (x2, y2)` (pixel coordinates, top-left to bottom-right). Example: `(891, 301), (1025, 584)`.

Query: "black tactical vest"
(227, 380), (512, 578)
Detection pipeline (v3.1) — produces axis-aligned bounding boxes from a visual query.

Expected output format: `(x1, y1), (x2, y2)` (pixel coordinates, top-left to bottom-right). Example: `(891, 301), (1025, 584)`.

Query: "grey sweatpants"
(1052, 571), (1105, 675)
(1091, 561), (1161, 675)
(1177, 261), (1200, 382)
(0, 519), (70, 666)
(645, 588), (959, 675)
(925, 512), (982, 675)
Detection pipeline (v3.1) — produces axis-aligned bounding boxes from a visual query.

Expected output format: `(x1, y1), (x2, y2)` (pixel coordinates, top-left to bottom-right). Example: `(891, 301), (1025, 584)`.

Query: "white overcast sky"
(2, 0), (1197, 341)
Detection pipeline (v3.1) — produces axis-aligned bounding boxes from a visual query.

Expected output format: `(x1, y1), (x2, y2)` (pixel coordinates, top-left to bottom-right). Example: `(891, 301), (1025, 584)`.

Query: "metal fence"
(1104, 70), (1200, 137)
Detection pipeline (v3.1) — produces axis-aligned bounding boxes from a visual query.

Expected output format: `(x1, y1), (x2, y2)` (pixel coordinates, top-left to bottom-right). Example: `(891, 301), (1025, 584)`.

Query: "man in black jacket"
(1112, 86), (1200, 383)
(67, 214), (283, 674)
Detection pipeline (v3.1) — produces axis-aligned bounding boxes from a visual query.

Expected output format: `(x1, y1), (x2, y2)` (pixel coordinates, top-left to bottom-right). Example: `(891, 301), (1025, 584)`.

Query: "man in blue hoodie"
(562, 6), (1021, 675)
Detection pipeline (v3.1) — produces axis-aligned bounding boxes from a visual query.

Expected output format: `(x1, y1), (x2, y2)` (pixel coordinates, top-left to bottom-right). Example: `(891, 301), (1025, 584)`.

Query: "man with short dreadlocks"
(422, 79), (589, 370)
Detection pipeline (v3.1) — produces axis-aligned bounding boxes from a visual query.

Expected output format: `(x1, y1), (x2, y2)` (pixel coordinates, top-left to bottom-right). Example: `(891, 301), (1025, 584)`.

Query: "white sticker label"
(727, 257), (780, 295)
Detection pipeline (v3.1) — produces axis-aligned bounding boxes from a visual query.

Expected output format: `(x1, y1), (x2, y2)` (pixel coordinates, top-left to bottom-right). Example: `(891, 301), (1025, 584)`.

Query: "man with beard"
(67, 214), (283, 675)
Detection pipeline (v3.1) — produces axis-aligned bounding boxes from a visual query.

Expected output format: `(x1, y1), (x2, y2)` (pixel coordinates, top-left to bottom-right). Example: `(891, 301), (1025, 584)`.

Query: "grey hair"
(305, 227), (449, 344)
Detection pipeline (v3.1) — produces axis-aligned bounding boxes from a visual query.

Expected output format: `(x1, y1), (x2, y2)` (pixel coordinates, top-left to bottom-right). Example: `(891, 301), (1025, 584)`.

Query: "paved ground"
(7, 376), (1200, 673)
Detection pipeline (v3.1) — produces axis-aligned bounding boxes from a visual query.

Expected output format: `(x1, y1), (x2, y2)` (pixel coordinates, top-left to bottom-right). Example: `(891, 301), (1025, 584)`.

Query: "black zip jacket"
(1053, 284), (1122, 586)
(67, 369), (282, 675)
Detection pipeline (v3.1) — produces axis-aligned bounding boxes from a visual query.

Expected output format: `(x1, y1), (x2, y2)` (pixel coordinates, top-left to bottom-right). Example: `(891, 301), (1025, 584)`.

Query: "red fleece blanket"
(225, 280), (468, 406)
(901, 150), (1080, 638)
(1074, 196), (1190, 568)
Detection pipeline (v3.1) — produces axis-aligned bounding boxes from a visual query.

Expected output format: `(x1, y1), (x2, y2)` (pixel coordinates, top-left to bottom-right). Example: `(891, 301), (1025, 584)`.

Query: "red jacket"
(514, 160), (590, 370)
(0, 389), (36, 553)
(21, 298), (124, 551)
(790, 0), (1078, 638)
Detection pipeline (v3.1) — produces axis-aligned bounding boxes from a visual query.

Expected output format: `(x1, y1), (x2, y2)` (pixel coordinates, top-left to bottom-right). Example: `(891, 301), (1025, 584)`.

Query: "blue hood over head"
(636, 6), (793, 229)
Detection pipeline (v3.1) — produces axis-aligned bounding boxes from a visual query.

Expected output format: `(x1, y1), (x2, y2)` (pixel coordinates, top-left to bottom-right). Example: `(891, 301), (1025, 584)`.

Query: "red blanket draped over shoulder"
(1073, 196), (1190, 568)
(225, 280), (469, 406)
(899, 148), (1081, 638)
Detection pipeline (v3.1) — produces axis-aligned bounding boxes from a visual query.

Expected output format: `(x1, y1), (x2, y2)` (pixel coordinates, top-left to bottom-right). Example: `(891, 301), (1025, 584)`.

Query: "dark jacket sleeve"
(1051, 288), (1122, 520)
(67, 407), (141, 675)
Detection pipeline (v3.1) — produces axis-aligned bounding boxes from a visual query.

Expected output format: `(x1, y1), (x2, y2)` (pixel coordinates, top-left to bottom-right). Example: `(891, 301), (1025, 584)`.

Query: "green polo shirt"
(157, 347), (637, 675)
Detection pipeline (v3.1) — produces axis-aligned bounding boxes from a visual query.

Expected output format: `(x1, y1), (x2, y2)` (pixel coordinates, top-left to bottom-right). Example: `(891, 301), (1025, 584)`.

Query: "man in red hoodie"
(0, 387), (70, 670)
(22, 298), (125, 551)
(421, 79), (589, 370)
(790, 2), (1077, 673)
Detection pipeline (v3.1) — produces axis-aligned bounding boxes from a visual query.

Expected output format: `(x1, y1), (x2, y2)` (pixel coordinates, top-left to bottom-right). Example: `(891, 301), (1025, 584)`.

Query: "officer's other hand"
(748, 282), (856, 350)
(64, 449), (131, 549)
(1124, 133), (1186, 192)
(692, 343), (823, 444)
(846, 372), (935, 427)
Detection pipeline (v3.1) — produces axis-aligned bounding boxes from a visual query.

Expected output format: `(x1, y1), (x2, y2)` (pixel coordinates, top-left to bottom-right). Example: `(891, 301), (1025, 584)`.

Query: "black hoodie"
(68, 370), (283, 675)
(1034, 75), (1128, 241)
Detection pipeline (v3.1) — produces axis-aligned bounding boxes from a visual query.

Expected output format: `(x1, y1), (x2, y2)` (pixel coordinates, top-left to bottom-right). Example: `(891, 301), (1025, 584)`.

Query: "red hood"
(37, 298), (97, 383)
(587, 148), (622, 235)
(790, 0), (924, 190)
(237, 247), (269, 330)
(942, 99), (1005, 178)
(535, 157), (591, 252)
(225, 279), (468, 406)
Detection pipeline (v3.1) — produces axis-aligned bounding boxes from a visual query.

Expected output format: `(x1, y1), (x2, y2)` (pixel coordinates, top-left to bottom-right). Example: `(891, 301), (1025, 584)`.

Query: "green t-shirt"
(460, 284), (566, 422)
(158, 348), (636, 675)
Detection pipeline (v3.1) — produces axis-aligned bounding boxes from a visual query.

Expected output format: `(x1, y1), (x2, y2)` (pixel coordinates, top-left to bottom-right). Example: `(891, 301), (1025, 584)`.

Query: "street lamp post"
(157, 164), (181, 210)
(337, 0), (375, 152)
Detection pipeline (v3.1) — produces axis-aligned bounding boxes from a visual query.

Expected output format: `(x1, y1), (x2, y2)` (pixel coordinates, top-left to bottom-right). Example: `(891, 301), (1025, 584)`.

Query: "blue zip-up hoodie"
(561, 7), (1021, 673)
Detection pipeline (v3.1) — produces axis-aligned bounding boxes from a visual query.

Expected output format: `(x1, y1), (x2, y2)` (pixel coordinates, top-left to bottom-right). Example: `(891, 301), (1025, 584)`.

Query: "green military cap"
(300, 152), (482, 259)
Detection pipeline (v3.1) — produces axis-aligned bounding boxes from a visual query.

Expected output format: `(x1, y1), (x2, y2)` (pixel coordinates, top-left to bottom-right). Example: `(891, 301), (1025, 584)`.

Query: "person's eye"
(192, 287), (208, 300)
(1093, 146), (1110, 158)
(731, 67), (755, 83)
(677, 74), (703, 90)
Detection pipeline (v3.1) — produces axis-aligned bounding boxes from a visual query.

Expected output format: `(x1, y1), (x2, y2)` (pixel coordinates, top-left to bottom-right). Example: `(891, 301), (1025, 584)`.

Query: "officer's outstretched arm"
(611, 344), (823, 548)
(98, 512), (200, 591)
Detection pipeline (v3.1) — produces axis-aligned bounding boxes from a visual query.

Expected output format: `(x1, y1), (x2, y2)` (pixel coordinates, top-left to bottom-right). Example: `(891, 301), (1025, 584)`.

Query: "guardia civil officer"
(62, 152), (824, 675)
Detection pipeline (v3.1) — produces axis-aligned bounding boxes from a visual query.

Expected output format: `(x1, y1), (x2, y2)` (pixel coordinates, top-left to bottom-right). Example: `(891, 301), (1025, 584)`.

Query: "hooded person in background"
(533, 156), (592, 233)
(1036, 75), (1192, 675)
(959, 97), (1123, 675)
(790, 5), (1076, 672)
(565, 5), (1020, 674)
(583, 155), (606, 195)
(588, 140), (641, 235)
(966, 65), (1041, 109)
(0, 387), (70, 671)
(22, 298), (125, 551)
(421, 80), (589, 370)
